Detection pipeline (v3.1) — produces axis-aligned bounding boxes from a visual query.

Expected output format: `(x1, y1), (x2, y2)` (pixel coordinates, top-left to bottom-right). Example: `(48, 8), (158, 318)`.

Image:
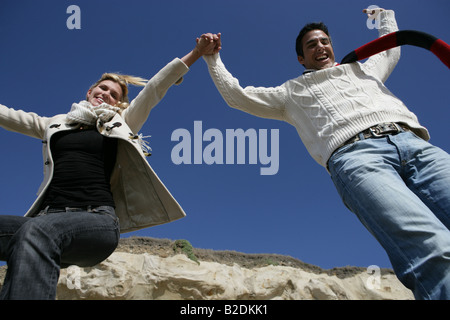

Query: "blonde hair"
(88, 73), (147, 110)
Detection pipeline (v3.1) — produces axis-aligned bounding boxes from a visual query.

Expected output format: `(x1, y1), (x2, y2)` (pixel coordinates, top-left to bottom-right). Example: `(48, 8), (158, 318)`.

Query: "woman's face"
(86, 80), (123, 106)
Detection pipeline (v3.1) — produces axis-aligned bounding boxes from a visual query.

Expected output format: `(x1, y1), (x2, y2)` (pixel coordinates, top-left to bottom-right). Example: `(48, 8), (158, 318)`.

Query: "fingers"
(363, 7), (385, 14)
(197, 33), (222, 55)
(200, 33), (220, 43)
(363, 7), (384, 17)
(214, 33), (222, 54)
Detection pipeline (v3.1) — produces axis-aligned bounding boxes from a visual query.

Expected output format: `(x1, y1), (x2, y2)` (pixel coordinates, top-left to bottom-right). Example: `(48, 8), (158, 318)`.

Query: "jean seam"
(339, 177), (429, 297)
(46, 265), (60, 299)
(330, 153), (430, 298)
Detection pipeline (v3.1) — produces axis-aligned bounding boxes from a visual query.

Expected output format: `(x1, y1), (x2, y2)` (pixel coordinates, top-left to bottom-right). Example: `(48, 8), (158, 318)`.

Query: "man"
(202, 9), (450, 299)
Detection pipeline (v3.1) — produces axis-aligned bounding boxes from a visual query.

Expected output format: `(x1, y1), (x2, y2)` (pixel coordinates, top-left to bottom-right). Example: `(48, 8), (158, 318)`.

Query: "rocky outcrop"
(54, 237), (413, 300)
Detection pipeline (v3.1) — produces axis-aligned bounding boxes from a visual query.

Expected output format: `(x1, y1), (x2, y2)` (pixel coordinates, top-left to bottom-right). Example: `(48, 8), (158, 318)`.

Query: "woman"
(0, 34), (220, 300)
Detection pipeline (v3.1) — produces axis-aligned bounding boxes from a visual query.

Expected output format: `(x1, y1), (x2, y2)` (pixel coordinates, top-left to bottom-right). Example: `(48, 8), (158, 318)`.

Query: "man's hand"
(181, 33), (222, 67)
(196, 33), (222, 56)
(363, 7), (384, 18)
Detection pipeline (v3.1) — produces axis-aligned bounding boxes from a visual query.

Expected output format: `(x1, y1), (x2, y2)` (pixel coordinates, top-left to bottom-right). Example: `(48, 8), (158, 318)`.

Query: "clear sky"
(0, 0), (448, 270)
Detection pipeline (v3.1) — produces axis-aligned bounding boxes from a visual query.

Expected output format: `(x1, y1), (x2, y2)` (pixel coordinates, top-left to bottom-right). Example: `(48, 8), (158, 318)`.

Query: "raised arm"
(122, 59), (189, 133)
(203, 33), (287, 121)
(361, 8), (401, 82)
(122, 35), (220, 133)
(181, 33), (222, 67)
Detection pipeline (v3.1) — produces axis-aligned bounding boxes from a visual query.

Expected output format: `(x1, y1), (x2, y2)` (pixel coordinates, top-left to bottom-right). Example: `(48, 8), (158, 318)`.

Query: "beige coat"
(0, 58), (189, 233)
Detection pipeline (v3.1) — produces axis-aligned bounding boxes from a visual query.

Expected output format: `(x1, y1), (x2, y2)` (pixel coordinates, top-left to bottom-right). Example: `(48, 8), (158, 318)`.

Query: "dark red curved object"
(341, 30), (450, 69)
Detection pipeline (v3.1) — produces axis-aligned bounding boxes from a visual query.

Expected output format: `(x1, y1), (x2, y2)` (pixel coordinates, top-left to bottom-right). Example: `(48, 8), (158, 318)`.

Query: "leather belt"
(340, 122), (409, 147)
(327, 122), (410, 170)
(47, 206), (91, 212)
(43, 205), (97, 214)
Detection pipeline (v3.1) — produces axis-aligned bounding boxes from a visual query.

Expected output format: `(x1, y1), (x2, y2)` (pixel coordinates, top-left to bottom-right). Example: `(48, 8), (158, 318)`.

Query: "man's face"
(297, 30), (335, 70)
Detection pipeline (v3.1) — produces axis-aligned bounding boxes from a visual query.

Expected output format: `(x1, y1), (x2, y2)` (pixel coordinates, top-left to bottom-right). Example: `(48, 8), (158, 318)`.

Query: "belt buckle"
(369, 123), (400, 138)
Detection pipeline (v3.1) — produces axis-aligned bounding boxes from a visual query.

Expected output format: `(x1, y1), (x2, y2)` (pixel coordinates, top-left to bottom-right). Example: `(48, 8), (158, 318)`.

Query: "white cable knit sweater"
(204, 10), (429, 168)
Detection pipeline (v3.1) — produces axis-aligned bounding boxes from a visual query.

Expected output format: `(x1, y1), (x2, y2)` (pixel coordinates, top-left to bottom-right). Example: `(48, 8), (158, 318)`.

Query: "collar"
(302, 62), (339, 75)
(302, 69), (315, 75)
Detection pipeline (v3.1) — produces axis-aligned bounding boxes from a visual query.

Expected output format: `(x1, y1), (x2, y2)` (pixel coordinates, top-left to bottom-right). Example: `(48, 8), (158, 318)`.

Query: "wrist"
(192, 46), (203, 58)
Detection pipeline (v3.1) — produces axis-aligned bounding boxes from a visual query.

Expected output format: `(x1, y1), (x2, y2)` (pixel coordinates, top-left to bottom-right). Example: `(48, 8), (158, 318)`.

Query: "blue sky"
(0, 0), (448, 270)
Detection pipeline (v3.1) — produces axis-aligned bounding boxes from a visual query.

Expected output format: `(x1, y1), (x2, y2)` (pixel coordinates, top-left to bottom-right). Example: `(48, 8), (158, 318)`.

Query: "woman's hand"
(196, 33), (222, 56)
(181, 33), (222, 67)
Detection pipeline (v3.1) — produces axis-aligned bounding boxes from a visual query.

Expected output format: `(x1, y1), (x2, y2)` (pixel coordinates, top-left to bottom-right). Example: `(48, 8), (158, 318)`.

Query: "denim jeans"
(0, 206), (120, 300)
(328, 131), (450, 300)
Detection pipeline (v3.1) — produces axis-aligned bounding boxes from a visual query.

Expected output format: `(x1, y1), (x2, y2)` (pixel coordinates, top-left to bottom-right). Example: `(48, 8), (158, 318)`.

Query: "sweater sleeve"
(203, 54), (287, 121)
(362, 10), (401, 82)
(122, 58), (190, 134)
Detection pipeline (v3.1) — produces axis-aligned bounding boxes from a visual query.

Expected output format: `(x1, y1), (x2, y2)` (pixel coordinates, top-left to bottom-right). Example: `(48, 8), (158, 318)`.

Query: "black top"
(42, 127), (118, 208)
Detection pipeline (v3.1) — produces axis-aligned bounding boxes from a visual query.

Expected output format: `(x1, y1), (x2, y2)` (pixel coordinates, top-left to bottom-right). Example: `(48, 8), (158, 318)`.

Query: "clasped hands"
(195, 33), (222, 56)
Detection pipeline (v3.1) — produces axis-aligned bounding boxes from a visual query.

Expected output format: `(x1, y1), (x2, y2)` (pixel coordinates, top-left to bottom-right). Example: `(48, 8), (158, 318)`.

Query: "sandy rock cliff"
(54, 237), (413, 300)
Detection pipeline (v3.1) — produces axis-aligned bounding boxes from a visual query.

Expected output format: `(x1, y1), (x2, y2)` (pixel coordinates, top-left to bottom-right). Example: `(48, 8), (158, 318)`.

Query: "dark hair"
(295, 22), (331, 57)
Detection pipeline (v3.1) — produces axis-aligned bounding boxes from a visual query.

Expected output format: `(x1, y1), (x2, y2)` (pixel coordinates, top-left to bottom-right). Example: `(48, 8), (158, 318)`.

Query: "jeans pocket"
(328, 142), (358, 175)
(332, 143), (357, 162)
(90, 206), (119, 224)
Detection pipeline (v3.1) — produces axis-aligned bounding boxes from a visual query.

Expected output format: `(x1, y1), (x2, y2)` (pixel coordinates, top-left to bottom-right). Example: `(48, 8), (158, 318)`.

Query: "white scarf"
(66, 100), (121, 126)
(65, 100), (153, 156)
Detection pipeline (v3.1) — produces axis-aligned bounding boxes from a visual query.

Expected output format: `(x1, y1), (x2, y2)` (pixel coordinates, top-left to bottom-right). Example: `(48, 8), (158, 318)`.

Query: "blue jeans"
(0, 206), (120, 300)
(328, 131), (450, 300)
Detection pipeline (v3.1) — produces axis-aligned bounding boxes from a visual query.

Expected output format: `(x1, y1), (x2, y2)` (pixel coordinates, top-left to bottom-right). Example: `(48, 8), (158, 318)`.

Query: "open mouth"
(315, 54), (329, 62)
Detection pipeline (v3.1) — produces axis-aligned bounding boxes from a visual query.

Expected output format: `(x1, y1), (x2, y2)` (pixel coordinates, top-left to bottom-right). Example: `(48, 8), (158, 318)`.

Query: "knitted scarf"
(65, 100), (153, 156)
(340, 30), (450, 69)
(66, 100), (121, 126)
